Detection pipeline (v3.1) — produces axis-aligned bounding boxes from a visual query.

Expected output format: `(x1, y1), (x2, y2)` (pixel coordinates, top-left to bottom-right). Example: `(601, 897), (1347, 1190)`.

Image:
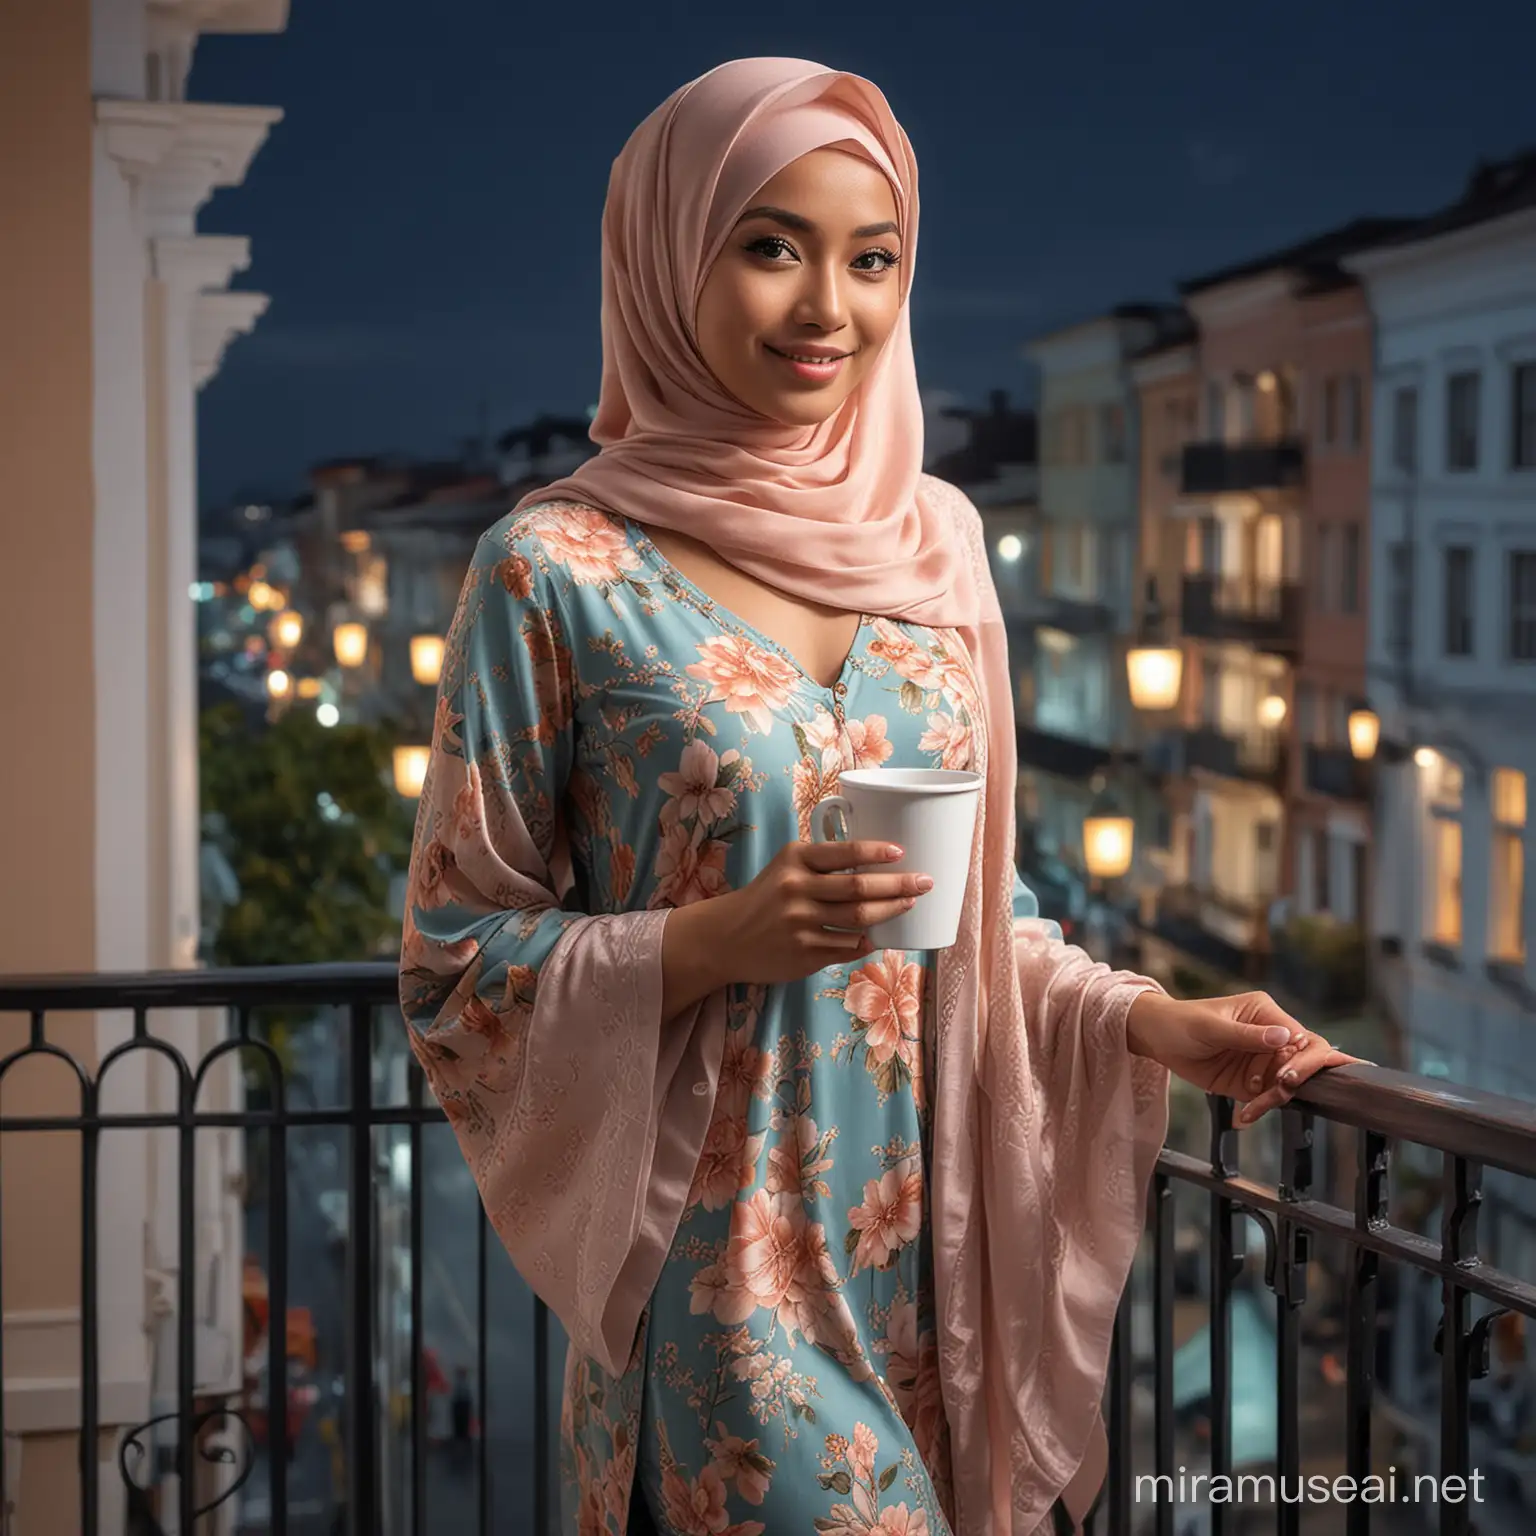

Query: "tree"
(200, 703), (415, 968)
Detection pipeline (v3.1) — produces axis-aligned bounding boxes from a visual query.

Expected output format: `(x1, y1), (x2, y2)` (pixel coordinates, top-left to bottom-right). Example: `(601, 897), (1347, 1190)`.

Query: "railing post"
(347, 1003), (378, 1536)
(1275, 1109), (1314, 1536)
(1438, 1156), (1481, 1536)
(1207, 1096), (1240, 1536)
(1344, 1130), (1388, 1536)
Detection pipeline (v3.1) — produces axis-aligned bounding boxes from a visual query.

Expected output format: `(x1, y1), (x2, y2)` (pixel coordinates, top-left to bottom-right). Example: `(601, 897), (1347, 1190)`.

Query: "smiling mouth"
(764, 344), (855, 363)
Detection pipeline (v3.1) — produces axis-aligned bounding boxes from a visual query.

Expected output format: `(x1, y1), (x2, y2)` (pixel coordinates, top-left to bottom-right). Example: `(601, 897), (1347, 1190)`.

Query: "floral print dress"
(403, 500), (1038, 1536)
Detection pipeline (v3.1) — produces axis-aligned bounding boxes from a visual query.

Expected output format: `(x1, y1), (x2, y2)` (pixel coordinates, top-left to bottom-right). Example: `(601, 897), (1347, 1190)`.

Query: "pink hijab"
(517, 57), (1170, 1533)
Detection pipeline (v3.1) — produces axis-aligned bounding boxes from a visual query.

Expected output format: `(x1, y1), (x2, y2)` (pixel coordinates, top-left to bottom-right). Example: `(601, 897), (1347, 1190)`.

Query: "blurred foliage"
(200, 702), (414, 968)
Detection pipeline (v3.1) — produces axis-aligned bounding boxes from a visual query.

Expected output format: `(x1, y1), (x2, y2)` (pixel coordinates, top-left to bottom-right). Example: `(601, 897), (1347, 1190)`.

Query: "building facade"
(1148, 224), (1403, 979)
(1021, 307), (1180, 884)
(1346, 160), (1536, 1113)
(0, 2), (284, 1530)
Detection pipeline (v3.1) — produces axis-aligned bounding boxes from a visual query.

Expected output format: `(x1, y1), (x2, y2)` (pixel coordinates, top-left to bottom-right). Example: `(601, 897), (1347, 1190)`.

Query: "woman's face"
(695, 148), (904, 428)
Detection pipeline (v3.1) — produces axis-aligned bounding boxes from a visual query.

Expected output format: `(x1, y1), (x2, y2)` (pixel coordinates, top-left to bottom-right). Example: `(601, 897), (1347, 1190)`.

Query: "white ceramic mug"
(811, 768), (983, 951)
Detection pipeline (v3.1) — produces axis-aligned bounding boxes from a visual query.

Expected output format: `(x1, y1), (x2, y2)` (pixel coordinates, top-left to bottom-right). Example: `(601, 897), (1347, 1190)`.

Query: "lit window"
(1491, 768), (1527, 962)
(1430, 817), (1463, 946)
(355, 554), (389, 618)
(1423, 750), (1464, 948)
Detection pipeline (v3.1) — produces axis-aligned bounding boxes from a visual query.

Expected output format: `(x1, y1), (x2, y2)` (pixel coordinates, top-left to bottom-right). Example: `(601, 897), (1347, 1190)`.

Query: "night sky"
(190, 0), (1536, 509)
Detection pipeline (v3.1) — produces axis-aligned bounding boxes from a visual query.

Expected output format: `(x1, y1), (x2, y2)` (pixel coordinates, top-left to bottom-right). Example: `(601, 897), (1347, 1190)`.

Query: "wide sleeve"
(1003, 887), (1171, 1528)
(398, 523), (727, 1376)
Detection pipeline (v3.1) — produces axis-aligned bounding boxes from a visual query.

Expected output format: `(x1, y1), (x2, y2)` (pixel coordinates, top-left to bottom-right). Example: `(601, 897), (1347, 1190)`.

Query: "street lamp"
(333, 621), (368, 668)
(392, 745), (431, 798)
(1083, 774), (1134, 881)
(1348, 706), (1380, 762)
(271, 609), (304, 649)
(1258, 692), (1288, 730)
(265, 668), (291, 700)
(1126, 576), (1183, 713)
(410, 634), (445, 686)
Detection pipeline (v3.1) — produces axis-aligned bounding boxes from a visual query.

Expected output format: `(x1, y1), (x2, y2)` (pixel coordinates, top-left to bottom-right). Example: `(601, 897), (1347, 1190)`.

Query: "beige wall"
(1, 3), (101, 1530)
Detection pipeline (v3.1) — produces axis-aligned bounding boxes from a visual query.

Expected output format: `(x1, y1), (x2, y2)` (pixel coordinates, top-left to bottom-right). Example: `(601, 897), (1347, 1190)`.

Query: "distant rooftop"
(1363, 148), (1536, 251)
(1178, 215), (1416, 297)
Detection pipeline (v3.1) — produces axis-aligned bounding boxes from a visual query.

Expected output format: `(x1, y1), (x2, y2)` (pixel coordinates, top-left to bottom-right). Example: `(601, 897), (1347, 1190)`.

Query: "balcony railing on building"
(5, 963), (1536, 1536)
(1038, 591), (1116, 637)
(1181, 573), (1303, 655)
(1306, 742), (1372, 801)
(1180, 438), (1306, 496)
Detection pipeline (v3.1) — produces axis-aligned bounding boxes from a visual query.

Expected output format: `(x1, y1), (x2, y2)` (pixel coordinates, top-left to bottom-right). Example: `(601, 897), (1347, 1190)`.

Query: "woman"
(399, 58), (1355, 1536)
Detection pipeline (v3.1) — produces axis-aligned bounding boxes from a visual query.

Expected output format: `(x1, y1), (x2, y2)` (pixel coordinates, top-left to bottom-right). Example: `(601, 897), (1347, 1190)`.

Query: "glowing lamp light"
(316, 702), (340, 728)
(393, 745), (431, 798)
(340, 530), (372, 554)
(1084, 811), (1135, 881)
(271, 609), (304, 649)
(1257, 692), (1288, 730)
(266, 668), (291, 699)
(1082, 776), (1134, 881)
(996, 533), (1024, 563)
(1348, 708), (1380, 762)
(333, 621), (368, 668)
(296, 676), (322, 700)
(1126, 645), (1183, 712)
(247, 579), (278, 611)
(410, 634), (445, 686)
(1414, 747), (1437, 771)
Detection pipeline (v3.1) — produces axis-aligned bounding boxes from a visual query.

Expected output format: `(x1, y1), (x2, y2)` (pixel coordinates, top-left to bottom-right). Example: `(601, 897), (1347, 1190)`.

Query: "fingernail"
(1248, 1075), (1263, 1091)
(1235, 1107), (1251, 1124)
(1281, 1068), (1298, 1085)
(916, 876), (934, 893)
(887, 845), (904, 860)
(1296, 1034), (1309, 1049)
(1262, 1026), (1291, 1048)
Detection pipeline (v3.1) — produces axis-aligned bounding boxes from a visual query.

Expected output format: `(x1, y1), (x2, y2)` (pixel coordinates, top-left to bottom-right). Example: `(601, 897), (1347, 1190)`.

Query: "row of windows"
(1387, 547), (1536, 662)
(1042, 403), (1127, 467)
(1388, 363), (1536, 474)
(1425, 758), (1526, 963)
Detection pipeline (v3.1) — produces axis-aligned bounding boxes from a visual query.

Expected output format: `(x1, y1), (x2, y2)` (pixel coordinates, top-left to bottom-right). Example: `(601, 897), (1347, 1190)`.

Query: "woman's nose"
(791, 264), (849, 332)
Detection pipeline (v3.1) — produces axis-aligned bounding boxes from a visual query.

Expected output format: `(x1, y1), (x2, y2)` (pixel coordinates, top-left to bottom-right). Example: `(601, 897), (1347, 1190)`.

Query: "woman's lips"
(764, 343), (852, 383)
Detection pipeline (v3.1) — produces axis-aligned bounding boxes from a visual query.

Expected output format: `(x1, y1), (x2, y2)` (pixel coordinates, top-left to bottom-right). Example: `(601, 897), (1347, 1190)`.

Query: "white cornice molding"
(1183, 271), (1293, 328)
(96, 99), (282, 234)
(1130, 344), (1195, 386)
(150, 0), (290, 34)
(192, 289), (270, 388)
(1344, 207), (1536, 283)
(153, 232), (251, 292)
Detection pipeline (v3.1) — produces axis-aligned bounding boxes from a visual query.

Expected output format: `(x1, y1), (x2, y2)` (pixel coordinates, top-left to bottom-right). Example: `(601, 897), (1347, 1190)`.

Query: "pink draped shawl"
(401, 56), (1169, 1533)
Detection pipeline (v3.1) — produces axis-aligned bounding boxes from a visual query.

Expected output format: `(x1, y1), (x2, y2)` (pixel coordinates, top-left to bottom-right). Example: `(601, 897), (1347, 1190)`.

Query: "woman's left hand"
(1126, 989), (1365, 1125)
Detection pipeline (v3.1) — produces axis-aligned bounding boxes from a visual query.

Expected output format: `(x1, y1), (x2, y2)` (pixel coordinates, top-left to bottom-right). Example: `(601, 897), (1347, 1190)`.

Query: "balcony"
(1145, 725), (1287, 791)
(5, 964), (1536, 1535)
(1183, 724), (1288, 791)
(1036, 591), (1115, 637)
(1305, 743), (1371, 801)
(1180, 438), (1306, 496)
(1181, 573), (1303, 655)
(1017, 722), (1113, 780)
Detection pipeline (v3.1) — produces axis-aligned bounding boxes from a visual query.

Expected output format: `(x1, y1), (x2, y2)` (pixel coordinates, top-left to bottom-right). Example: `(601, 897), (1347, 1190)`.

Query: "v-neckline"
(626, 519), (869, 697)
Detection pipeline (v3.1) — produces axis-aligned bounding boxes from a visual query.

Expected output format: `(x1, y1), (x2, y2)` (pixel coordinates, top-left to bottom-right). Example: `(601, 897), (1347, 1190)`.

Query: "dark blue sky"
(191, 0), (1535, 508)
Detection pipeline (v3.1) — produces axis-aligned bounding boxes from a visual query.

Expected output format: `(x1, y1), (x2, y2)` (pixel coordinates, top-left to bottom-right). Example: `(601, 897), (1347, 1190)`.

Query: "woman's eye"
(747, 236), (796, 261)
(853, 248), (901, 273)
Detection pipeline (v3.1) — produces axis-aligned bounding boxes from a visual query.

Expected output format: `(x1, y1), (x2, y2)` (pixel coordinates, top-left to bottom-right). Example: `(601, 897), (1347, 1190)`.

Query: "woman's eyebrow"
(735, 205), (900, 240)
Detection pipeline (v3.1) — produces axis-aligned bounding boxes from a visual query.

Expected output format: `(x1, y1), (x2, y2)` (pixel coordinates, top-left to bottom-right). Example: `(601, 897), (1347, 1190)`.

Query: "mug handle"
(812, 795), (853, 846)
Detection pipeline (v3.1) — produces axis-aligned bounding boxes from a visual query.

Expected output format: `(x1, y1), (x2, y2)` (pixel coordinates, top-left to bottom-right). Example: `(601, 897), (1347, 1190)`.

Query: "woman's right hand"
(700, 839), (933, 986)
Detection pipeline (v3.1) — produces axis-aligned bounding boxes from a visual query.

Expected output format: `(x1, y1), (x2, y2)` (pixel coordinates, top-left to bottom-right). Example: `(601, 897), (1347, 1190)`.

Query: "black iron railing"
(0, 964), (553, 1536)
(5, 966), (1536, 1536)
(1181, 439), (1306, 496)
(1182, 574), (1304, 655)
